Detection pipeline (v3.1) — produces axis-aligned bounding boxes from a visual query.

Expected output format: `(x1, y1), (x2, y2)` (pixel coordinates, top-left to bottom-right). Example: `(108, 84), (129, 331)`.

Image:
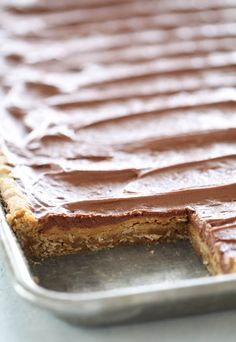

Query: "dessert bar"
(1, 0), (236, 274)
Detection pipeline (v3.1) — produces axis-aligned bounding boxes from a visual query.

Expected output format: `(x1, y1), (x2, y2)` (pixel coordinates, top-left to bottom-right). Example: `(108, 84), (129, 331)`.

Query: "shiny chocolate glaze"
(2, 0), (236, 267)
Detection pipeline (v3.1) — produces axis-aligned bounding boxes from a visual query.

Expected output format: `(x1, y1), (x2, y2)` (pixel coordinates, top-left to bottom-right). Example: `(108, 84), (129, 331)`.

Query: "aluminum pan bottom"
(1, 205), (236, 326)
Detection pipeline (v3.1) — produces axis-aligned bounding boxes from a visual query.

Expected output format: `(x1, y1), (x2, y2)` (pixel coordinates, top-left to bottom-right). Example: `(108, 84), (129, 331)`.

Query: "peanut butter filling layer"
(1, 0), (236, 273)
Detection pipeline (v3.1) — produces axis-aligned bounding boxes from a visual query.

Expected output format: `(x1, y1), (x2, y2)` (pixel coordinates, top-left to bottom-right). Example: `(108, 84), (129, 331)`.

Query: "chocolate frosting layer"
(2, 0), (236, 264)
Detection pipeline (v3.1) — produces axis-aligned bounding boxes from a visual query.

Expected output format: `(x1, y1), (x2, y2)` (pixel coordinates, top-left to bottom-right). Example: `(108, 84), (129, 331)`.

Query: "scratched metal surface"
(29, 241), (208, 293)
(2, 204), (236, 326)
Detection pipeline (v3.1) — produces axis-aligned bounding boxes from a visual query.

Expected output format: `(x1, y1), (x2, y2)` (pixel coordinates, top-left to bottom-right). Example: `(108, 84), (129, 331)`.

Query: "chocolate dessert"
(1, 0), (236, 274)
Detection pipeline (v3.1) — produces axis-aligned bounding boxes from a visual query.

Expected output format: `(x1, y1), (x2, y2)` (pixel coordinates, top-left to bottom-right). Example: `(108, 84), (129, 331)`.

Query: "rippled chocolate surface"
(1, 0), (236, 259)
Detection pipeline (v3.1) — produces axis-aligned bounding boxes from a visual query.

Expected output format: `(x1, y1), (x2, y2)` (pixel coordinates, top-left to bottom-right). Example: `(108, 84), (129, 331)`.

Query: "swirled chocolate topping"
(2, 0), (236, 245)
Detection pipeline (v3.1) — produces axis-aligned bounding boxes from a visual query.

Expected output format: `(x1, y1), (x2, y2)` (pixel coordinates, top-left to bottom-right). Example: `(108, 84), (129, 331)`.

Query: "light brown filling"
(13, 215), (187, 255)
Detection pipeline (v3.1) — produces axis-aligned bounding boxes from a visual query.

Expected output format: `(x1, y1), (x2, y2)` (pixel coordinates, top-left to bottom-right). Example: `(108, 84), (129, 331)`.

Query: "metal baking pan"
(1, 205), (236, 326)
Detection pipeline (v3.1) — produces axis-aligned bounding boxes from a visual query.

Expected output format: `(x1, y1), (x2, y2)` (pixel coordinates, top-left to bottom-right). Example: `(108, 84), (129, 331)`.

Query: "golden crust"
(0, 149), (37, 227)
(190, 225), (236, 275)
